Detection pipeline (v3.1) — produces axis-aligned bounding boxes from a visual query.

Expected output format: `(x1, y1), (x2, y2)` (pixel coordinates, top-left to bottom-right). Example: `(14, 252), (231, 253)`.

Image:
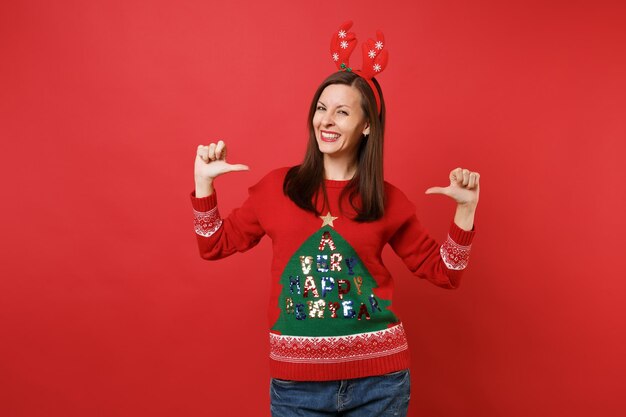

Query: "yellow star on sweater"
(320, 212), (339, 227)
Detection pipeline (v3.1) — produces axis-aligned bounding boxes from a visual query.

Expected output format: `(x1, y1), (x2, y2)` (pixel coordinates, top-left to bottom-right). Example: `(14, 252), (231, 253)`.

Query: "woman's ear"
(363, 123), (370, 136)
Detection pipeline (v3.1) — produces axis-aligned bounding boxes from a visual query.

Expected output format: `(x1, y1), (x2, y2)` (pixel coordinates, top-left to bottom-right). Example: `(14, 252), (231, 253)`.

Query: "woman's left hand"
(425, 167), (480, 207)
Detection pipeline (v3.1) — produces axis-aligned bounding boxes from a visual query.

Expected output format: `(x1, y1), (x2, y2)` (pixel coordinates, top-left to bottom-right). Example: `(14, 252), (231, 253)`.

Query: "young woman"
(191, 25), (480, 417)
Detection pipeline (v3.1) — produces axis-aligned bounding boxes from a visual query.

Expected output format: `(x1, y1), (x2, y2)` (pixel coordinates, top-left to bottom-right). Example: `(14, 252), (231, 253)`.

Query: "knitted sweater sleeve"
(389, 209), (476, 290)
(190, 187), (265, 260)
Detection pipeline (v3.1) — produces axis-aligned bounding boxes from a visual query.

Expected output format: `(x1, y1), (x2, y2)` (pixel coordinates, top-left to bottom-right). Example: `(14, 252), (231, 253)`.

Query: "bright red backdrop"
(1, 1), (625, 416)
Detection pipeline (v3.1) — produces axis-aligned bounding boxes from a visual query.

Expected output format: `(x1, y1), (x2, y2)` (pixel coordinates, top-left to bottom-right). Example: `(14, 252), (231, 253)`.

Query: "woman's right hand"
(195, 141), (249, 197)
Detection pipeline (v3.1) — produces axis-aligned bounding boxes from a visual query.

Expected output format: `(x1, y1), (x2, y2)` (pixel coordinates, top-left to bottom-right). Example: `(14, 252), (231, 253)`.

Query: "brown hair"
(283, 71), (386, 222)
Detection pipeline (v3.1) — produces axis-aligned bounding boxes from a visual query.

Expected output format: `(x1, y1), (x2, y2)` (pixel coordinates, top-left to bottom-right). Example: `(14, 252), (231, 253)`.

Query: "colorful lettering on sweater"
(271, 223), (399, 337)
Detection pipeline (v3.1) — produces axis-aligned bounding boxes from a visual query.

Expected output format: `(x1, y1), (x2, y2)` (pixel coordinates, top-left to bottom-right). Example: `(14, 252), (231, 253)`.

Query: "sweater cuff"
(439, 221), (475, 271)
(448, 220), (475, 246)
(190, 190), (222, 238)
(190, 189), (218, 212)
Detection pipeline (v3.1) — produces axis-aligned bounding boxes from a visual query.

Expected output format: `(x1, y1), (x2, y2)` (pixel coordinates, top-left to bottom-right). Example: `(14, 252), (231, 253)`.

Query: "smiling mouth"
(321, 132), (340, 142)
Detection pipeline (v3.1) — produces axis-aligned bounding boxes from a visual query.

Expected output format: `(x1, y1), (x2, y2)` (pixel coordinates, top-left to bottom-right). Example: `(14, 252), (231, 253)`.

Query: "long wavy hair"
(283, 71), (386, 222)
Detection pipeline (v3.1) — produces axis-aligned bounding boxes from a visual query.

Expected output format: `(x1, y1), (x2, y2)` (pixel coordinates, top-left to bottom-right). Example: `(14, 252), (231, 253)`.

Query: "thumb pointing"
(226, 163), (250, 172)
(425, 186), (447, 195)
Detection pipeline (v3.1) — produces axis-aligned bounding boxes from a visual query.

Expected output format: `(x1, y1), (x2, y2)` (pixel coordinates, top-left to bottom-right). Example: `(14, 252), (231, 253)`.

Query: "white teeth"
(322, 132), (340, 139)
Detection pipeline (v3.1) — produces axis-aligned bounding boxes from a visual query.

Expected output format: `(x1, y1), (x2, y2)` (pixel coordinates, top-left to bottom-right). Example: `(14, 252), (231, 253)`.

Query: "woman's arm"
(389, 213), (475, 289)
(191, 141), (265, 260)
(389, 167), (480, 288)
(191, 187), (265, 260)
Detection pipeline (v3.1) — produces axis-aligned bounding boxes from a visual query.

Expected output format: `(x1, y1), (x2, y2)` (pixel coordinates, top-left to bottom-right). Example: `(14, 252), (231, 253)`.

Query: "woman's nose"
(322, 111), (334, 126)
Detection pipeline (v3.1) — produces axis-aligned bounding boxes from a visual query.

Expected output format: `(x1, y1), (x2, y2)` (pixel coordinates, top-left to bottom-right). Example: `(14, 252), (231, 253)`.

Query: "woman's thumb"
(425, 186), (447, 195)
(226, 163), (250, 172)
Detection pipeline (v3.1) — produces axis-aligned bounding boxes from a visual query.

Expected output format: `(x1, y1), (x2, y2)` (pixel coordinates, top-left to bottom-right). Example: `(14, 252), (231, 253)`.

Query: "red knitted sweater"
(190, 167), (476, 381)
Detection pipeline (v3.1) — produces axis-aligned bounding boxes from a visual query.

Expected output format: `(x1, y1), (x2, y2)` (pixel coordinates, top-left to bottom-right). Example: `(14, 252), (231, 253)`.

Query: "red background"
(1, 0), (625, 416)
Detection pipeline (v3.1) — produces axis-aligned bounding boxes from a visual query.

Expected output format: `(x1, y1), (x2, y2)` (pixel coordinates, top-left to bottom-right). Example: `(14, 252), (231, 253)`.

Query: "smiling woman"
(284, 70), (386, 222)
(190, 20), (480, 417)
(315, 84), (371, 164)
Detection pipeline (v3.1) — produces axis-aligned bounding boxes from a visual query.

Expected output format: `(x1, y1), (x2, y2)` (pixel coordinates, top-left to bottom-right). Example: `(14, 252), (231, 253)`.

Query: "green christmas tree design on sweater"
(271, 212), (399, 337)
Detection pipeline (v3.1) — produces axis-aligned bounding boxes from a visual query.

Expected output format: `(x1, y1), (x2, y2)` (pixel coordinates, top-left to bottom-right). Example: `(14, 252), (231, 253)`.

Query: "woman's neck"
(323, 155), (357, 180)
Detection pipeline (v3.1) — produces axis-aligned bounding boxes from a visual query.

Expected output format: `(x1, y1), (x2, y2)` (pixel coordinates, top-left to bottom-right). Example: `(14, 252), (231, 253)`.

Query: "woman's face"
(313, 84), (370, 161)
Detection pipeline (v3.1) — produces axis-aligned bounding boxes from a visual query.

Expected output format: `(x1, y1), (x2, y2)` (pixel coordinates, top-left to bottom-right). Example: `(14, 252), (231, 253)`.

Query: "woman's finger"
(208, 143), (217, 160)
(226, 163), (250, 172)
(468, 172), (477, 188)
(462, 169), (470, 186)
(471, 172), (480, 189)
(197, 145), (209, 162)
(450, 167), (463, 185)
(425, 186), (448, 196)
(215, 140), (226, 160)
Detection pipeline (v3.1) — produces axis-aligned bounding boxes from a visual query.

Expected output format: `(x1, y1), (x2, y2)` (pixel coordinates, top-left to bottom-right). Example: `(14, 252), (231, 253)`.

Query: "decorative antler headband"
(330, 20), (389, 115)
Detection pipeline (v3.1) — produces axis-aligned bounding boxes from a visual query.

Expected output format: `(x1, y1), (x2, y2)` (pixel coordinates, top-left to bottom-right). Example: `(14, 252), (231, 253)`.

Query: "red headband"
(329, 21), (389, 115)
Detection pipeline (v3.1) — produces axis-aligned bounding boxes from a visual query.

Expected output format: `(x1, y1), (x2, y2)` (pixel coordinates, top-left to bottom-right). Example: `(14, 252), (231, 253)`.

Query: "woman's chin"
(317, 141), (341, 154)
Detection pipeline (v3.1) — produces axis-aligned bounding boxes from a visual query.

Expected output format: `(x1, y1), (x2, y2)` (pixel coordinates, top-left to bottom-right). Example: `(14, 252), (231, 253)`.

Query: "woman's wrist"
(454, 203), (476, 231)
(195, 177), (215, 198)
(457, 202), (477, 212)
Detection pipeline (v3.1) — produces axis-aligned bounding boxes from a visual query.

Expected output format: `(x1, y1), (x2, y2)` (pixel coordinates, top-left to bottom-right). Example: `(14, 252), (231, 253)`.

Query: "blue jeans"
(270, 369), (411, 417)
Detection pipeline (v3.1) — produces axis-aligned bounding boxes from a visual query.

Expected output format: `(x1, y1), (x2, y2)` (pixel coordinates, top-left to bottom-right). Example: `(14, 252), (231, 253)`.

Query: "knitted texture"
(190, 167), (476, 381)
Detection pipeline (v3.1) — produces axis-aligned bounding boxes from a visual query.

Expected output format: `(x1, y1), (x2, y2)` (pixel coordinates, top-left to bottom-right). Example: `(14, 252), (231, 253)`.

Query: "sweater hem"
(269, 348), (411, 381)
(268, 323), (410, 381)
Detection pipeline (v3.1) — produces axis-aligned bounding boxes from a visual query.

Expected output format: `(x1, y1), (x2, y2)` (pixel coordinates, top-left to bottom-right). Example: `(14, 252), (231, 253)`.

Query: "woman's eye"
(316, 106), (347, 115)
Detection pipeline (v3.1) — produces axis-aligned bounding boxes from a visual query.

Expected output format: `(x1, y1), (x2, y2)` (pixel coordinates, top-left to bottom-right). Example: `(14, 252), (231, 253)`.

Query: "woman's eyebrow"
(318, 101), (351, 108)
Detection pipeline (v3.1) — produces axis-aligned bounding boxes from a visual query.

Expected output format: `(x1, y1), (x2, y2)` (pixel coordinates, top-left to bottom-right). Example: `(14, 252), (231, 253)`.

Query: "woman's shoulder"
(383, 180), (416, 214)
(259, 166), (291, 183)
(249, 166), (293, 192)
(383, 180), (409, 199)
